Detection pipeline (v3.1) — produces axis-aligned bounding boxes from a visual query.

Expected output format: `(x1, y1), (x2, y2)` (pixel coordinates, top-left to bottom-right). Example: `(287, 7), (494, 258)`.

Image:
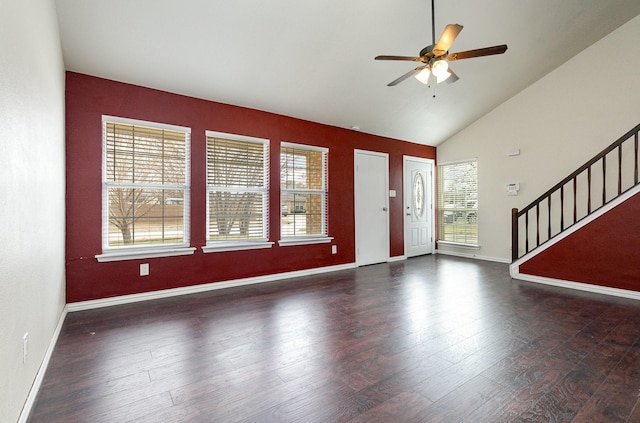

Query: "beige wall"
(437, 14), (640, 262)
(0, 0), (66, 421)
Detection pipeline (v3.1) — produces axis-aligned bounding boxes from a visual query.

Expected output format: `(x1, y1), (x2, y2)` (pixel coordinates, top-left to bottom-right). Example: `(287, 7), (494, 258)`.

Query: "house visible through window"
(205, 132), (270, 250)
(437, 160), (478, 246)
(101, 116), (190, 252)
(280, 143), (328, 241)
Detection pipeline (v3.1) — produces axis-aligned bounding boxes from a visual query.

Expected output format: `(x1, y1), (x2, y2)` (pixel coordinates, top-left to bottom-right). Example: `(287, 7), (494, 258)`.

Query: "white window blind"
(280, 143), (328, 238)
(206, 133), (269, 242)
(102, 117), (190, 249)
(437, 160), (478, 245)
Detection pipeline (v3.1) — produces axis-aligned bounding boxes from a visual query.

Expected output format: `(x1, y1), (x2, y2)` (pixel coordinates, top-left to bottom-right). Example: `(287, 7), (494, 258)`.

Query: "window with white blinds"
(280, 143), (328, 240)
(206, 132), (269, 244)
(437, 160), (478, 246)
(102, 116), (190, 250)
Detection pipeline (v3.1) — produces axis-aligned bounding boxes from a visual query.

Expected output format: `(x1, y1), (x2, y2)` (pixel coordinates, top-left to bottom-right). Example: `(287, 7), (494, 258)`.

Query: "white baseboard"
(19, 305), (68, 423)
(68, 262), (357, 312)
(510, 265), (640, 301)
(436, 248), (510, 264)
(388, 255), (406, 262)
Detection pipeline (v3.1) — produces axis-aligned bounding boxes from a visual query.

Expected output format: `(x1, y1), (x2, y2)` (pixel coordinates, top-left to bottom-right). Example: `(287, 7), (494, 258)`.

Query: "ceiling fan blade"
(433, 24), (463, 56)
(446, 44), (508, 61)
(375, 55), (424, 62)
(446, 69), (459, 84)
(387, 66), (426, 86)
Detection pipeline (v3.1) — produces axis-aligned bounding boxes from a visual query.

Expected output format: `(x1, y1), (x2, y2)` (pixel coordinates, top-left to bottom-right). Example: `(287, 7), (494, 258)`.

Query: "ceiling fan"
(375, 0), (507, 87)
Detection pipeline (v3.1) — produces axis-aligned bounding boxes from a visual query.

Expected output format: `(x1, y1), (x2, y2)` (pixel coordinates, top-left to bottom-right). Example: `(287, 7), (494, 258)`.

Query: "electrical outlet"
(331, 245), (337, 254)
(23, 333), (29, 364)
(140, 263), (149, 276)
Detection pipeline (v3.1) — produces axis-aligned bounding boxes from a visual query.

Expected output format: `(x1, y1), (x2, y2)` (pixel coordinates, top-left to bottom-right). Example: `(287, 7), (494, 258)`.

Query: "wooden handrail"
(516, 123), (640, 218)
(512, 122), (640, 262)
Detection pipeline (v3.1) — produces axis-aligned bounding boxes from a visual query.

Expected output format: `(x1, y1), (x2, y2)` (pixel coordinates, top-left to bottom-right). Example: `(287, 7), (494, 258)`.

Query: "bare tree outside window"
(206, 135), (268, 241)
(104, 120), (189, 248)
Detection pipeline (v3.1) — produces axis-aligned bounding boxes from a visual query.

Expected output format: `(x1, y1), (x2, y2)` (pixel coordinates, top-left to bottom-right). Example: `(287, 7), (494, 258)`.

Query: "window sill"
(437, 241), (480, 250)
(96, 246), (196, 262)
(202, 241), (274, 253)
(278, 236), (334, 247)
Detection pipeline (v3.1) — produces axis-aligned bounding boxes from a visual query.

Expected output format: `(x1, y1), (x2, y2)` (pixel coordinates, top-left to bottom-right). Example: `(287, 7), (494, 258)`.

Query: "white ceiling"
(54, 0), (640, 146)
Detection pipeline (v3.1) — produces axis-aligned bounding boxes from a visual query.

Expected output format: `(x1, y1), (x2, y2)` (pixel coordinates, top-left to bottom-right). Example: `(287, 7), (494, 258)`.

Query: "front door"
(404, 156), (434, 257)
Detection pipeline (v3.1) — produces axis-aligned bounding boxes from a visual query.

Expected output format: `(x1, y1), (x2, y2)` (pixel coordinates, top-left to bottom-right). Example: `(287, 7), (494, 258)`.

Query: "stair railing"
(512, 123), (640, 262)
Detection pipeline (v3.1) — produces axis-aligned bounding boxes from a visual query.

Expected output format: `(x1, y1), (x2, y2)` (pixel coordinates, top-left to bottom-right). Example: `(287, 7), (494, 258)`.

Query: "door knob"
(382, 207), (388, 211)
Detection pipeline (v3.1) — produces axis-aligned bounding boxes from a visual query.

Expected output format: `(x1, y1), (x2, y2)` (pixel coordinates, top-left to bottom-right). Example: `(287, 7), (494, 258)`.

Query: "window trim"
(437, 240), (480, 250)
(96, 115), (193, 262)
(279, 142), (330, 243)
(96, 246), (196, 262)
(437, 158), (479, 247)
(202, 241), (274, 253)
(278, 236), (333, 247)
(203, 131), (271, 253)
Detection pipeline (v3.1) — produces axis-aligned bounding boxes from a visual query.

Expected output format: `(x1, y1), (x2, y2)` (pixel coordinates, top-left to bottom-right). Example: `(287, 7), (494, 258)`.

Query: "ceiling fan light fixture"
(436, 70), (451, 83)
(431, 60), (448, 77)
(414, 68), (431, 84)
(432, 60), (451, 83)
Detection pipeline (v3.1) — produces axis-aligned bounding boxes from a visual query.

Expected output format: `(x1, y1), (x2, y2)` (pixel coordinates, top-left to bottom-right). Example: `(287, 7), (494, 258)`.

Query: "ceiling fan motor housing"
(419, 45), (434, 57)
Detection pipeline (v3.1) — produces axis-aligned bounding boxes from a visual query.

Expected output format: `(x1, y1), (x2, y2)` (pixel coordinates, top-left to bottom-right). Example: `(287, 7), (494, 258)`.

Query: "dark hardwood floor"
(28, 255), (640, 422)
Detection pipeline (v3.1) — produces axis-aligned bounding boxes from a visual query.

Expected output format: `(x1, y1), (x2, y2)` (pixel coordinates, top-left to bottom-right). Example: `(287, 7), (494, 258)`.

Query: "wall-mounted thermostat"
(507, 183), (520, 196)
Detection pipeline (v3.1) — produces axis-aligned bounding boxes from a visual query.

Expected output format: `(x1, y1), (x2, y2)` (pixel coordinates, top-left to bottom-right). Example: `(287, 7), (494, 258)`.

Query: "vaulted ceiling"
(54, 0), (640, 146)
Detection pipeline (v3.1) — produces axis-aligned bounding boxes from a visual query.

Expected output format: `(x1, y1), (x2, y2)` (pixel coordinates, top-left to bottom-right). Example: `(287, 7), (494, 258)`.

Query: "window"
(437, 160), (478, 246)
(98, 116), (193, 262)
(204, 132), (272, 252)
(280, 143), (330, 245)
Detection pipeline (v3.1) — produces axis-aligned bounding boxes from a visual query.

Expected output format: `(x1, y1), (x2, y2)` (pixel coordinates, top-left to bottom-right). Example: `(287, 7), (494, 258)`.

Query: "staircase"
(511, 123), (640, 263)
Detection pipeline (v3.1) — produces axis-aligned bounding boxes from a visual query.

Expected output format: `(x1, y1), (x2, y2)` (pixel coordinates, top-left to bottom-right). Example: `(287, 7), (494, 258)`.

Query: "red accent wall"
(65, 72), (436, 302)
(518, 192), (640, 291)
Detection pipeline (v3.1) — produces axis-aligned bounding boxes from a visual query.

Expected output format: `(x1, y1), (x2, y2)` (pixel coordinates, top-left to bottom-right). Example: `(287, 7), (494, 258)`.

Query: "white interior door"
(404, 156), (434, 257)
(355, 150), (389, 266)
